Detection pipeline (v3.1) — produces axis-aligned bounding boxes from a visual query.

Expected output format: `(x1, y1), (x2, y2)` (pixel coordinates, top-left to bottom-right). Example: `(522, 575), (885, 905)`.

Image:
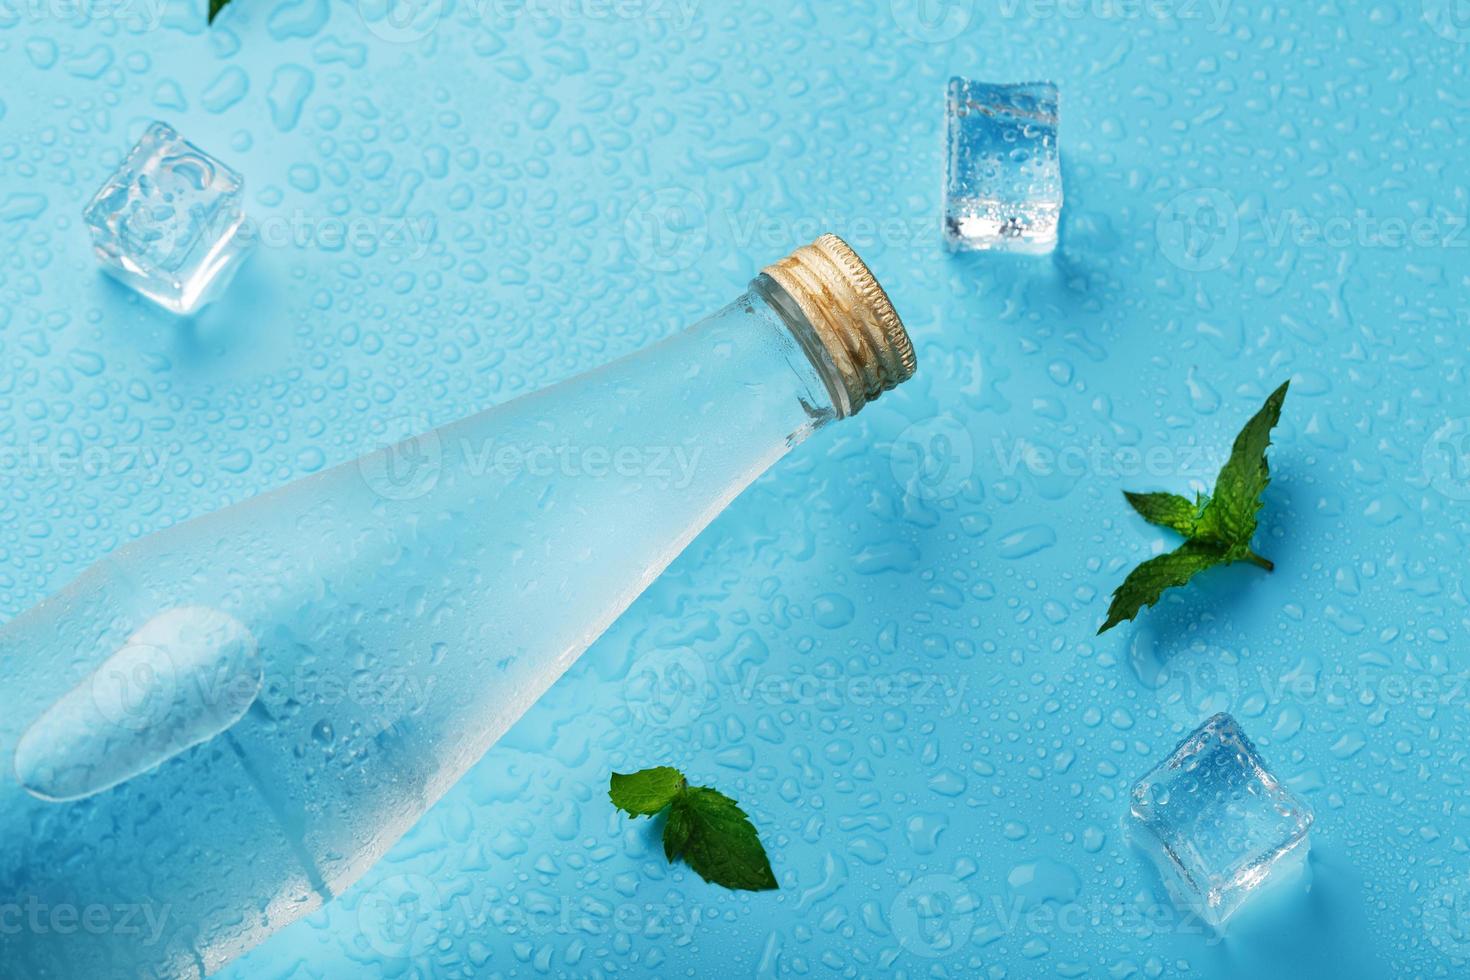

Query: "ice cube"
(82, 121), (253, 315)
(943, 78), (1062, 254)
(1129, 713), (1314, 929)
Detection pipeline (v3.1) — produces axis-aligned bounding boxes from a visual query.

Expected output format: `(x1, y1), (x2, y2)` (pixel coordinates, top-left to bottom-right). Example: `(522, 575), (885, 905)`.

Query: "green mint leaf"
(609, 766), (685, 817)
(663, 802), (694, 862)
(207, 0), (232, 23)
(609, 769), (778, 891)
(673, 786), (778, 892)
(1098, 540), (1229, 634)
(1123, 491), (1202, 536)
(1194, 380), (1290, 549)
(1101, 381), (1290, 633)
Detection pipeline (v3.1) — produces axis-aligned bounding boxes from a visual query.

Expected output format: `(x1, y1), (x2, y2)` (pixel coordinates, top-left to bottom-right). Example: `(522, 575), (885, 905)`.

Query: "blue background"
(3, 0), (1470, 976)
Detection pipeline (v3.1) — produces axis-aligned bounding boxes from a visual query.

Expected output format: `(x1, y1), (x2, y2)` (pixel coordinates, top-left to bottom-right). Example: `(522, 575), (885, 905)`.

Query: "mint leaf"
(609, 768), (778, 892)
(1100, 381), (1290, 633)
(663, 802), (694, 862)
(1099, 540), (1229, 633)
(673, 786), (778, 891)
(609, 766), (685, 817)
(1123, 491), (1202, 536)
(1193, 380), (1290, 551)
(207, 0), (232, 23)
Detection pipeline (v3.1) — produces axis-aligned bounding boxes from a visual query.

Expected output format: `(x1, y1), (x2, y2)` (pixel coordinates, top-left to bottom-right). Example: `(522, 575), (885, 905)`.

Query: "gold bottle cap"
(763, 234), (916, 417)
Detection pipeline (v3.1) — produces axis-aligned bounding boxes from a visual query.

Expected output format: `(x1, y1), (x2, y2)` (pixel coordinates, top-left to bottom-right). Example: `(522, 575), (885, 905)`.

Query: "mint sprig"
(609, 767), (778, 892)
(208, 0), (232, 23)
(1098, 380), (1290, 633)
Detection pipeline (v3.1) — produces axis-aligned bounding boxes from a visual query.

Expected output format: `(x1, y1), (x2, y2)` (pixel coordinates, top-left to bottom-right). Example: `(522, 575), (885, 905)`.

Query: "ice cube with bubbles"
(943, 78), (1062, 254)
(1129, 713), (1314, 929)
(82, 121), (253, 315)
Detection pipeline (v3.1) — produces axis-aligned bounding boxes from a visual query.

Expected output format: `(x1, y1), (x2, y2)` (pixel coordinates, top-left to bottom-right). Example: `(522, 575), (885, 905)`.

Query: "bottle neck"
(750, 273), (856, 421)
(758, 234), (915, 415)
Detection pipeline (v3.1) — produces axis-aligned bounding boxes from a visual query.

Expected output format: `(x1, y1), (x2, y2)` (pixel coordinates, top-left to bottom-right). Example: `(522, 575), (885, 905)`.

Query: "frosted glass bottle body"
(0, 277), (843, 978)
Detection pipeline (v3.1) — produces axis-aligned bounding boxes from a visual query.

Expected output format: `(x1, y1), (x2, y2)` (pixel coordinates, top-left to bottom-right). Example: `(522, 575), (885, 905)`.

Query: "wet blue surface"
(3, 0), (1470, 976)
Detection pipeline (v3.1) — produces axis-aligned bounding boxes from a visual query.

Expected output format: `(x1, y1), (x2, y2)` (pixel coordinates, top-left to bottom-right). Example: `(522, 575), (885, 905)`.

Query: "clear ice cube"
(1129, 713), (1314, 929)
(943, 78), (1062, 254)
(82, 121), (253, 315)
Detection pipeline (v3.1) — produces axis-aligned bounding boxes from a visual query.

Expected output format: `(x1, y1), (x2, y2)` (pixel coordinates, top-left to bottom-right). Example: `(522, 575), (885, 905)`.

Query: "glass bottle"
(0, 235), (916, 977)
